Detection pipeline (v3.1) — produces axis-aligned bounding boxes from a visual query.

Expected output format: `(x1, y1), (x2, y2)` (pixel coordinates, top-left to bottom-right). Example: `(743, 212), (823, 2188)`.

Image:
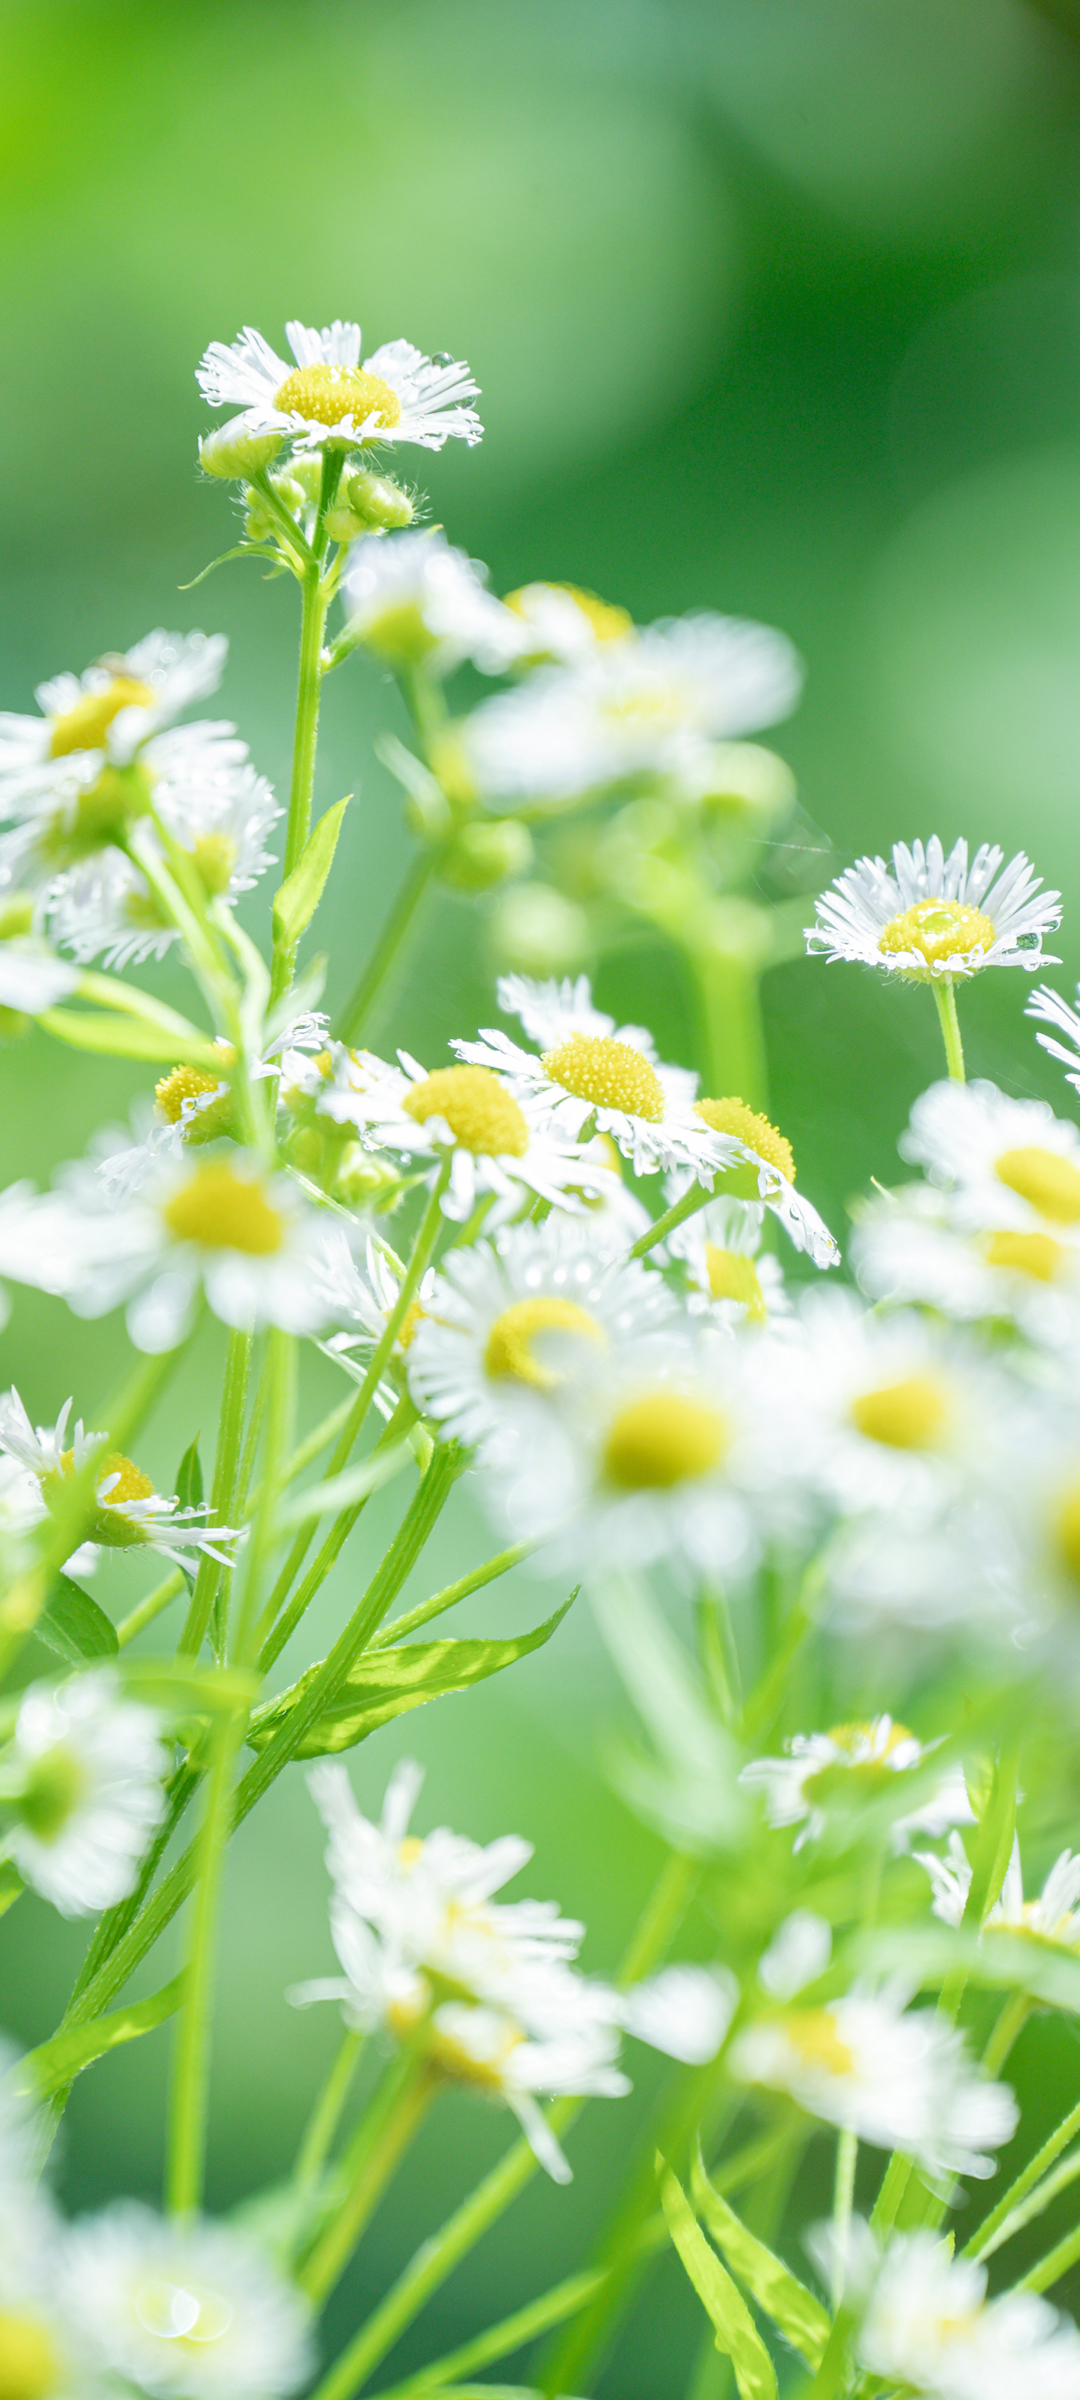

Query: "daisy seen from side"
(740, 1717), (975, 1852)
(0, 1388), (239, 1574)
(0, 630), (228, 809)
(853, 2225), (1080, 2400)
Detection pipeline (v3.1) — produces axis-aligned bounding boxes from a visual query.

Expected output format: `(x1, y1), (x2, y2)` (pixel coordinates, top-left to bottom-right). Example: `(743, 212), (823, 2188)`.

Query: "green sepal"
(36, 1575), (119, 1665)
(691, 2146), (830, 2368)
(246, 1597), (576, 1759)
(38, 1008), (222, 1067)
(273, 796), (351, 950)
(13, 1974), (184, 2099)
(660, 2159), (778, 2400)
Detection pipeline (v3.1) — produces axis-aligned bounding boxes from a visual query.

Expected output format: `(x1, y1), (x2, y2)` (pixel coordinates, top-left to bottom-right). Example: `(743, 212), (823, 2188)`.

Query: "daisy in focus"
(1028, 978), (1080, 1098)
(806, 837), (1061, 981)
(0, 1388), (239, 1574)
(740, 1718), (975, 1852)
(0, 1671), (167, 1916)
(61, 2203), (314, 2400)
(850, 2225), (1080, 2399)
(0, 629), (228, 808)
(196, 319), (482, 455)
(405, 1215), (675, 1450)
(340, 530), (526, 675)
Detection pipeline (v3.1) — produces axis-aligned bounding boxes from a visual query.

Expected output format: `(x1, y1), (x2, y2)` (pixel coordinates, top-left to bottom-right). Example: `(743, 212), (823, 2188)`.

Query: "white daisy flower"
(0, 1144), (344, 1352)
(45, 757), (280, 969)
(310, 1227), (427, 1400)
(729, 1988), (1017, 2180)
(0, 1671), (168, 1917)
(0, 927), (78, 1014)
(457, 613), (802, 807)
(806, 837), (1061, 981)
(314, 1043), (612, 1225)
(405, 1215), (675, 1450)
(665, 1195), (792, 1327)
(917, 1832), (1080, 1956)
(0, 2057), (80, 2400)
(0, 1388), (239, 1574)
(1028, 979), (1080, 1098)
(663, 1116), (840, 1271)
(0, 630), (228, 805)
(476, 1326), (801, 1585)
(61, 2203), (314, 2400)
(340, 530), (526, 674)
(900, 1078), (1080, 1245)
(455, 975), (717, 1182)
(740, 1718), (975, 1852)
(853, 1182), (1080, 1351)
(0, 719), (254, 900)
(854, 2226), (1080, 2399)
(500, 580), (635, 666)
(196, 319), (482, 455)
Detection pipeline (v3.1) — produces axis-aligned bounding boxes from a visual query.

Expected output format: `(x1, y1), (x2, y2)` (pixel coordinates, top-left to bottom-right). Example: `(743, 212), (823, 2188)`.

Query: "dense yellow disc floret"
(877, 897), (995, 968)
(48, 675), (154, 759)
(784, 2010), (855, 2076)
(704, 1245), (767, 1322)
(274, 362), (402, 435)
(484, 1297), (604, 1391)
(849, 1375), (949, 1451)
(402, 1066), (530, 1158)
(984, 1228), (1066, 1281)
(0, 2311), (60, 2399)
(163, 1165), (284, 1254)
(993, 1145), (1080, 1226)
(695, 1097), (796, 1183)
(541, 1035), (665, 1122)
(603, 1392), (728, 1490)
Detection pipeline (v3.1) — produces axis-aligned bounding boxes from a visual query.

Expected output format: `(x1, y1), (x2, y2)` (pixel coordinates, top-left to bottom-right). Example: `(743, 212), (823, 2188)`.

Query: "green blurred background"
(5, 0), (1080, 2383)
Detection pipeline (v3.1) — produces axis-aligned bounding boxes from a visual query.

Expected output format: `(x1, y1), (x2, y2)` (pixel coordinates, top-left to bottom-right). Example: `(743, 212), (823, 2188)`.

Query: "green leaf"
(13, 1974), (184, 2099)
(247, 1598), (575, 1759)
(36, 1575), (119, 1665)
(691, 2148), (830, 2368)
(172, 1439), (203, 1595)
(120, 1657), (257, 1717)
(273, 796), (351, 950)
(38, 1008), (222, 1067)
(660, 2161), (778, 2400)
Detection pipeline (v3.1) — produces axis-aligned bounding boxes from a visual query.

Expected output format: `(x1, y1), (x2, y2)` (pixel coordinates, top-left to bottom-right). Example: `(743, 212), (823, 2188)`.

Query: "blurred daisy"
(917, 1832), (1080, 1955)
(457, 613), (802, 806)
(0, 630), (228, 806)
(0, 718), (254, 900)
(730, 1988), (1016, 2179)
(741, 1718), (975, 1852)
(501, 580), (634, 666)
(340, 531), (525, 674)
(0, 2053), (79, 2400)
(0, 1671), (167, 1917)
(0, 1388), (239, 1574)
(61, 2203), (313, 2400)
(854, 1182), (1080, 1352)
(45, 757), (280, 969)
(0, 926), (78, 1014)
(456, 975), (717, 1181)
(196, 318), (482, 454)
(806, 838), (1060, 980)
(406, 1215), (675, 1449)
(666, 1196), (791, 1326)
(1028, 979), (1080, 1098)
(854, 2226), (1080, 2399)
(901, 1079), (1080, 1245)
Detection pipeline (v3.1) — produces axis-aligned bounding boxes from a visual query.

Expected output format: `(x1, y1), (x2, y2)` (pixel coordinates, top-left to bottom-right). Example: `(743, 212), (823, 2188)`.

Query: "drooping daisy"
(196, 318), (482, 455)
(806, 838), (1060, 981)
(900, 1079), (1080, 1246)
(340, 531), (526, 675)
(740, 1719), (975, 1852)
(729, 1987), (1017, 2180)
(0, 630), (228, 807)
(666, 1195), (792, 1326)
(917, 1832), (1080, 1957)
(0, 1389), (239, 1574)
(455, 975), (718, 1182)
(406, 1215), (675, 1450)
(853, 2226), (1080, 2399)
(0, 1671), (168, 1917)
(61, 2204), (314, 2400)
(475, 1326), (801, 1584)
(500, 580), (634, 667)
(456, 613), (802, 806)
(45, 757), (280, 969)
(315, 1044), (612, 1225)
(1028, 979), (1080, 1098)
(853, 1181), (1080, 1352)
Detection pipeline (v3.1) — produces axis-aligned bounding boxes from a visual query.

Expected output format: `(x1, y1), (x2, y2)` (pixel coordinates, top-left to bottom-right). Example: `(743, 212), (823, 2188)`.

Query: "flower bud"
(244, 473), (306, 544)
(334, 1145), (406, 1214)
(684, 742), (795, 820)
(440, 818), (534, 892)
(489, 883), (591, 975)
(346, 470), (416, 531)
(199, 421), (283, 479)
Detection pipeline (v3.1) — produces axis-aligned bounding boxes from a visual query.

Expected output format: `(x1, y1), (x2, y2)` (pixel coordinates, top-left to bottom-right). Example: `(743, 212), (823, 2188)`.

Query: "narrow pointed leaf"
(175, 1439), (203, 1514)
(36, 1575), (119, 1665)
(273, 797), (351, 949)
(14, 1974), (184, 2098)
(38, 1008), (222, 1067)
(660, 2162), (778, 2400)
(246, 1599), (575, 1758)
(692, 2148), (830, 2368)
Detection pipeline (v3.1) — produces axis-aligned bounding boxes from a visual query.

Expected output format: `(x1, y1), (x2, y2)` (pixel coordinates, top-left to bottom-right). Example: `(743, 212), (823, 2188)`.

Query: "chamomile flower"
(61, 2204), (314, 2400)
(500, 581), (634, 666)
(740, 1719), (975, 1852)
(854, 1181), (1080, 1353)
(0, 630), (228, 806)
(196, 319), (482, 455)
(457, 614), (802, 806)
(806, 837), (1060, 981)
(900, 1079), (1080, 1247)
(44, 758), (280, 969)
(315, 1045), (611, 1225)
(917, 1832), (1080, 1956)
(476, 1327), (797, 1584)
(854, 2226), (1080, 2399)
(1028, 980), (1080, 1098)
(0, 1671), (168, 1917)
(340, 531), (525, 674)
(0, 1389), (239, 1574)
(729, 1988), (1017, 2179)
(406, 1216), (675, 1450)
(455, 975), (717, 1181)
(666, 1196), (792, 1327)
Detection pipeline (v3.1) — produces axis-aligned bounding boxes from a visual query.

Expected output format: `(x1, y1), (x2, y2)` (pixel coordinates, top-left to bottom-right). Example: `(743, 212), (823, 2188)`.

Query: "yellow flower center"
(695, 1097), (796, 1183)
(828, 1717), (914, 1760)
(189, 831), (238, 897)
(601, 675), (677, 724)
(849, 1374), (949, 1451)
(162, 1164), (284, 1254)
(878, 897), (996, 968)
(704, 1245), (767, 1322)
(361, 603), (435, 667)
(428, 2016), (524, 2091)
(994, 1145), (1080, 1226)
(484, 1297), (604, 1391)
(1055, 1485), (1080, 1587)
(402, 1066), (530, 1158)
(48, 675), (155, 759)
(603, 1392), (728, 1490)
(541, 1034), (665, 1122)
(133, 2279), (234, 2346)
(804, 1722), (918, 1808)
(0, 2313), (59, 2400)
(785, 2009), (855, 2077)
(398, 1836), (424, 1867)
(274, 362), (402, 436)
(505, 583), (633, 644)
(43, 1447), (156, 1548)
(18, 1746), (87, 1844)
(41, 764), (154, 867)
(154, 1062), (235, 1149)
(984, 1228), (1066, 1281)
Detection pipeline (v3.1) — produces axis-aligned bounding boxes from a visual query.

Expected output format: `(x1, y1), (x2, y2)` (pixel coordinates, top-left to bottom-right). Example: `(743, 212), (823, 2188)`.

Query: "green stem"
(973, 2145), (1080, 2267)
(116, 1569), (184, 1648)
(739, 1556), (826, 1743)
(257, 1397), (416, 1672)
(931, 974), (965, 1082)
(830, 2128), (858, 2307)
(248, 467), (315, 573)
(335, 846), (440, 1046)
(629, 1178), (715, 1264)
(377, 2269), (610, 2400)
(690, 951), (768, 1107)
(962, 2092), (1080, 2260)
(1018, 2215), (1080, 2295)
(368, 1541), (534, 1650)
(232, 1328), (294, 1666)
(178, 1329), (252, 1659)
(166, 1705), (241, 2215)
(981, 1989), (1032, 2078)
(271, 451), (343, 1006)
(294, 2029), (364, 2192)
(617, 1851), (700, 1988)
(301, 2057), (434, 2302)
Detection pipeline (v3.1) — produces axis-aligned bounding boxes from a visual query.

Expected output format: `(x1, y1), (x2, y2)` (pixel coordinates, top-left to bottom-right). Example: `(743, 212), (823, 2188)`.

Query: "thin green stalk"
(830, 2128), (858, 2307)
(739, 1556), (826, 1742)
(690, 950), (768, 1108)
(248, 467), (316, 572)
(963, 2092), (1080, 2260)
(973, 2145), (1080, 2266)
(231, 1328), (295, 1665)
(295, 2030), (364, 2192)
(271, 452), (342, 1005)
(179, 1329), (252, 1658)
(369, 1540), (534, 1650)
(931, 974), (965, 1082)
(617, 1851), (700, 1988)
(375, 2267), (609, 2400)
(629, 1179), (715, 1264)
(336, 846), (440, 1045)
(301, 2058), (434, 2302)
(1018, 2215), (1080, 2294)
(257, 1396), (416, 1672)
(116, 1569), (184, 1648)
(166, 1705), (241, 2215)
(981, 1989), (1032, 2077)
